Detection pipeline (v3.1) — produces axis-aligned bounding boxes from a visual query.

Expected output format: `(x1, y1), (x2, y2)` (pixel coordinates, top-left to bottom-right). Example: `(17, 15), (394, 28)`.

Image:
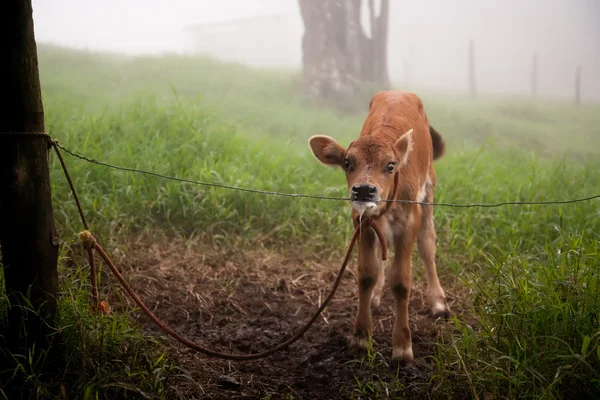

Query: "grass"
(1, 44), (599, 398)
(0, 245), (185, 399)
(442, 234), (600, 398)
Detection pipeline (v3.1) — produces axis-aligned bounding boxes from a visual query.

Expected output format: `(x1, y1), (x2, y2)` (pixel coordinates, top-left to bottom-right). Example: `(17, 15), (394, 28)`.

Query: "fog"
(32, 0), (600, 102)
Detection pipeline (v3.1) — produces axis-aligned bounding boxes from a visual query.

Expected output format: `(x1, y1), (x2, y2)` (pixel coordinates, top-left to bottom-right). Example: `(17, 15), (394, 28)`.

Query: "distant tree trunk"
(0, 0), (59, 355)
(368, 0), (390, 89)
(298, 0), (390, 104)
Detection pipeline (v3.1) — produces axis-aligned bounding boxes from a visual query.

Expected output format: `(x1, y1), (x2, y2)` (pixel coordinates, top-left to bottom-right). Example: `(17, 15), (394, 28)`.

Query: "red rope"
(79, 211), (389, 360)
(79, 173), (400, 360)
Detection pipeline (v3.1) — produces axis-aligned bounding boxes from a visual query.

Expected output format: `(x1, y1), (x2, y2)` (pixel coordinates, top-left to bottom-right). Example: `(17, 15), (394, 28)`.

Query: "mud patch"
(99, 234), (469, 399)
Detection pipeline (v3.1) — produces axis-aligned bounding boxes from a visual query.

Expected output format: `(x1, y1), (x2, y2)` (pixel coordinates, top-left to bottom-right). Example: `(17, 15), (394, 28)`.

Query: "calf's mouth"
(351, 200), (379, 219)
(350, 183), (382, 218)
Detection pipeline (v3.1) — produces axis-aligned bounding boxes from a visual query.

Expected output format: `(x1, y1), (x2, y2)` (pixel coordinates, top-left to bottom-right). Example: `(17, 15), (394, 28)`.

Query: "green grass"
(1, 44), (600, 398)
(0, 245), (185, 399)
(437, 234), (600, 398)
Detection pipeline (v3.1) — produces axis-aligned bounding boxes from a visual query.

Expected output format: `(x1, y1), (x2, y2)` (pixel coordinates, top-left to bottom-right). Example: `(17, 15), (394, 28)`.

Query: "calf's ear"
(308, 135), (346, 167)
(394, 129), (414, 166)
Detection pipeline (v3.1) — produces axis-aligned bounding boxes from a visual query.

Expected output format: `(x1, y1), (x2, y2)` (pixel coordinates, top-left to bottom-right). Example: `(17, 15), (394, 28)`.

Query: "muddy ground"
(102, 235), (471, 400)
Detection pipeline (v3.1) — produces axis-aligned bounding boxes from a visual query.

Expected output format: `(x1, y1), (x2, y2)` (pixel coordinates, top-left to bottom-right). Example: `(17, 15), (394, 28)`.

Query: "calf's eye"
(344, 159), (351, 171)
(386, 162), (395, 173)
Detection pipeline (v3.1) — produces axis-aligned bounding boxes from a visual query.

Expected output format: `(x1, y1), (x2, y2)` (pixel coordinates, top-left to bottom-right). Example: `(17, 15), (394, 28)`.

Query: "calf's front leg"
(352, 226), (383, 348)
(389, 216), (420, 367)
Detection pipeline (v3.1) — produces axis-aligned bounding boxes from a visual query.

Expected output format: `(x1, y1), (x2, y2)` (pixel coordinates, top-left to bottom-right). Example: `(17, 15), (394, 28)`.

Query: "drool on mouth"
(352, 201), (379, 218)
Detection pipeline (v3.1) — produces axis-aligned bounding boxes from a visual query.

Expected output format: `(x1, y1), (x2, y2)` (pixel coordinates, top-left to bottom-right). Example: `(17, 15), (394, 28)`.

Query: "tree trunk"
(368, 0), (390, 89)
(0, 0), (59, 354)
(298, 0), (390, 105)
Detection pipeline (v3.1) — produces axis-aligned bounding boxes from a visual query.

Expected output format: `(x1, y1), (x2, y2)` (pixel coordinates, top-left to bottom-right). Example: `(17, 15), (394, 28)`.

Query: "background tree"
(298, 0), (390, 105)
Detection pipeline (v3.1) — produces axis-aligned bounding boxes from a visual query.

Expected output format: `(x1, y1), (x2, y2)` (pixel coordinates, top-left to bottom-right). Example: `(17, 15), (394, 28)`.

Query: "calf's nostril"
(351, 184), (377, 199)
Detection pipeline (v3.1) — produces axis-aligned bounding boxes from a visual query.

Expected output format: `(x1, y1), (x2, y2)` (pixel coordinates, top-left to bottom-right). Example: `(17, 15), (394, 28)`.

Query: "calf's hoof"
(351, 322), (373, 349)
(371, 294), (382, 310)
(432, 306), (452, 320)
(431, 302), (452, 320)
(350, 334), (370, 350)
(390, 347), (414, 369)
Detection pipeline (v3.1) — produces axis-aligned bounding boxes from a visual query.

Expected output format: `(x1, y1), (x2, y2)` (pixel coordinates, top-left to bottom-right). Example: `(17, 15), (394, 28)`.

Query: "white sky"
(32, 0), (292, 53)
(31, 0), (600, 101)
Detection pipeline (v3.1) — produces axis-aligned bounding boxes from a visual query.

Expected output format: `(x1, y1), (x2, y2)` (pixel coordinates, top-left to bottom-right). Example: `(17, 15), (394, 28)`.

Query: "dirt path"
(108, 236), (467, 399)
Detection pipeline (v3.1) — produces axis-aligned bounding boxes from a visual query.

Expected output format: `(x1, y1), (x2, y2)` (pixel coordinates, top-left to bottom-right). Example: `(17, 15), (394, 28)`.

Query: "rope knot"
(352, 214), (389, 261)
(78, 230), (97, 250)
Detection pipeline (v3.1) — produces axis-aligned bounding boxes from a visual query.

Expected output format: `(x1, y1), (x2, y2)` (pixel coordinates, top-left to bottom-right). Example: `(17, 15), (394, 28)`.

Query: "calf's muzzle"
(351, 184), (378, 202)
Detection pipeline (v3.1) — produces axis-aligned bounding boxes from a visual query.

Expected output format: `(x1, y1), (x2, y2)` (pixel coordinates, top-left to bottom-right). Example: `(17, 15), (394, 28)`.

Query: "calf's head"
(308, 129), (414, 217)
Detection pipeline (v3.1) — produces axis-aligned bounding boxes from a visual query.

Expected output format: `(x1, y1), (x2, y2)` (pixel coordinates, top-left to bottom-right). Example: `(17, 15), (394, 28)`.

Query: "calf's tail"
(429, 125), (446, 160)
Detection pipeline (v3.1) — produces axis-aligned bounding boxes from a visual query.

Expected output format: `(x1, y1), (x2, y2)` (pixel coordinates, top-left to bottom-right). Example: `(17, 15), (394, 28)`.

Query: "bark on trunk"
(0, 0), (59, 354)
(299, 0), (390, 104)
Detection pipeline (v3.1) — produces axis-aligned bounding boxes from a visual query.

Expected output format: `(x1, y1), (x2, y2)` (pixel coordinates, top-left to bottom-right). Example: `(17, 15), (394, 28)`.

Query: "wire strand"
(2, 132), (598, 208)
(56, 144), (600, 208)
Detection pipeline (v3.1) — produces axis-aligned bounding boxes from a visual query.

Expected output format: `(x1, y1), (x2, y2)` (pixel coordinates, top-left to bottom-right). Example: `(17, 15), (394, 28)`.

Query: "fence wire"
(55, 143), (600, 208)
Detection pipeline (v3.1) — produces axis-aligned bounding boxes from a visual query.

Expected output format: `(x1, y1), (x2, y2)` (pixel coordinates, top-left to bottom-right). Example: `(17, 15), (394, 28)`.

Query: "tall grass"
(0, 246), (182, 399)
(434, 234), (600, 398)
(1, 45), (599, 398)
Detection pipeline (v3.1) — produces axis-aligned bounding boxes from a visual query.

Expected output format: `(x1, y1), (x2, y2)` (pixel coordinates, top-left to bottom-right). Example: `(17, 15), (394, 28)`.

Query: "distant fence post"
(531, 51), (537, 96)
(469, 40), (476, 98)
(575, 65), (581, 105)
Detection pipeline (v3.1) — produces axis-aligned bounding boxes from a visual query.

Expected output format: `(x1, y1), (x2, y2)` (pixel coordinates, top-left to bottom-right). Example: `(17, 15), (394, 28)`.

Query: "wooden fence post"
(0, 0), (59, 356)
(531, 51), (538, 96)
(469, 40), (476, 98)
(575, 66), (581, 105)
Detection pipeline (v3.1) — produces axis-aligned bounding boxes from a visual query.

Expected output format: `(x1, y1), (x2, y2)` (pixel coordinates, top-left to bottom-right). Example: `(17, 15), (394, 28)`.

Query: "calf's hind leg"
(417, 186), (449, 319)
(371, 265), (385, 309)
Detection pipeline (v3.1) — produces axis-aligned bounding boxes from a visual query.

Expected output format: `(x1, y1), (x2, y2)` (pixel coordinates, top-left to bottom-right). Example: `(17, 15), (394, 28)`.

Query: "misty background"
(32, 0), (600, 102)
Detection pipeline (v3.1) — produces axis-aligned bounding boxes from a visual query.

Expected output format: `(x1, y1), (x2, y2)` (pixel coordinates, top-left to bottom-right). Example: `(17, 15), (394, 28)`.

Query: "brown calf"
(308, 90), (449, 366)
